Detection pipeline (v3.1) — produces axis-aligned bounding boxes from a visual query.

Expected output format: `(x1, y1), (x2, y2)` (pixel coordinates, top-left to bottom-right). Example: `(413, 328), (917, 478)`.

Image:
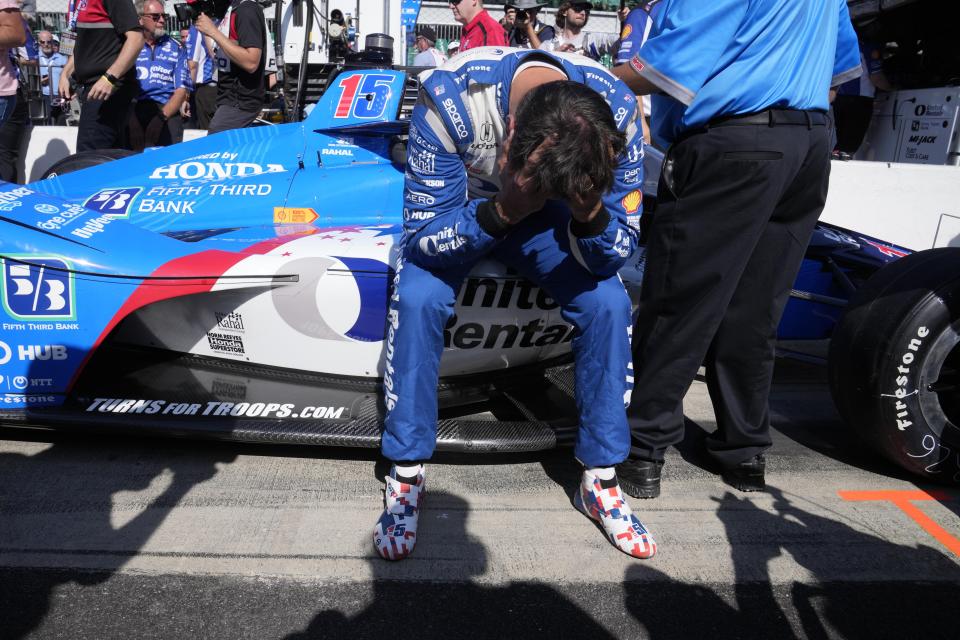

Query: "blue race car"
(1, 64), (957, 482)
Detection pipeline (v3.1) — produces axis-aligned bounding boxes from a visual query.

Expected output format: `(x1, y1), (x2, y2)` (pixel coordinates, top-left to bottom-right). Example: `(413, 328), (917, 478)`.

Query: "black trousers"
(628, 115), (831, 467)
(127, 99), (183, 151)
(77, 81), (138, 152)
(207, 103), (260, 134)
(0, 86), (29, 182)
(832, 94), (874, 154)
(193, 83), (217, 129)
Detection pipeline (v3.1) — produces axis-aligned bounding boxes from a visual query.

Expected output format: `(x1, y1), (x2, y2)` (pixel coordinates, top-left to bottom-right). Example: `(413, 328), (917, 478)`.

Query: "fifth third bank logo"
(2, 258), (74, 320)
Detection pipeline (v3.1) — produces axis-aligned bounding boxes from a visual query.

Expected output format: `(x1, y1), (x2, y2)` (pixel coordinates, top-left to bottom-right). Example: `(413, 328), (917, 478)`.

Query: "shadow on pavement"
(622, 482), (960, 639)
(285, 491), (615, 640)
(0, 434), (235, 639)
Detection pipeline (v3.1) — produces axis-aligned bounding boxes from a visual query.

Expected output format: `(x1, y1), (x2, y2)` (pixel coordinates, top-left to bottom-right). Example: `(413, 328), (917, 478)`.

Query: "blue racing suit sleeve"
(403, 97), (503, 270)
(832, 0), (862, 86)
(568, 103), (642, 279)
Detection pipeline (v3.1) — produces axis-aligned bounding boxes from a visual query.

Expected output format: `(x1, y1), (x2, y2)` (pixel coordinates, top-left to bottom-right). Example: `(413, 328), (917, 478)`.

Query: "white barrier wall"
(820, 160), (960, 251)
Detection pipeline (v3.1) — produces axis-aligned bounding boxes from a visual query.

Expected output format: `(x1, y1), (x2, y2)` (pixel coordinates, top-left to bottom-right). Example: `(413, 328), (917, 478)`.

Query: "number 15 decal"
(334, 73), (394, 119)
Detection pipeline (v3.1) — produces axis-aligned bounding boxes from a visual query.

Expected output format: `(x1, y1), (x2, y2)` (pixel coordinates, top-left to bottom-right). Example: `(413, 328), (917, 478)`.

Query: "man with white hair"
(130, 0), (189, 149)
(38, 30), (68, 123)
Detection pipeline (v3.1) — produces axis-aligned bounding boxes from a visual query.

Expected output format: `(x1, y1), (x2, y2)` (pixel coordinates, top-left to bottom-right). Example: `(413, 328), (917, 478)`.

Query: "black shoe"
(721, 455), (766, 492)
(615, 459), (664, 499)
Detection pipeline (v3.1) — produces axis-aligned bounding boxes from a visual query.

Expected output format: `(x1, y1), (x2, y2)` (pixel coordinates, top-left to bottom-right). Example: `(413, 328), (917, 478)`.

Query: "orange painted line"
(839, 489), (960, 559)
(838, 490), (950, 502)
(894, 501), (960, 558)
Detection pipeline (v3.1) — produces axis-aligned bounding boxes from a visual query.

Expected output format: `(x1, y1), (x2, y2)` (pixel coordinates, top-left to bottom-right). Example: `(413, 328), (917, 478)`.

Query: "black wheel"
(829, 247), (960, 483)
(41, 149), (137, 179)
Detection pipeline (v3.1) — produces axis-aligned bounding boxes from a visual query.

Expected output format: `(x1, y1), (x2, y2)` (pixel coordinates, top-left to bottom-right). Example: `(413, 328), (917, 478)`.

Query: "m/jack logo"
(2, 257), (75, 320)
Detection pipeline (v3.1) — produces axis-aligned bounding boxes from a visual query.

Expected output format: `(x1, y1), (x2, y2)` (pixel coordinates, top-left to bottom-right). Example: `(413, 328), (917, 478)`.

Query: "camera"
(516, 9), (529, 22)
(173, 0), (228, 22)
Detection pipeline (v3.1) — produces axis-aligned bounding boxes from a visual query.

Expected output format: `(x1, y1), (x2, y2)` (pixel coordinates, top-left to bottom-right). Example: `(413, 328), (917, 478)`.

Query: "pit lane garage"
(0, 16), (957, 485)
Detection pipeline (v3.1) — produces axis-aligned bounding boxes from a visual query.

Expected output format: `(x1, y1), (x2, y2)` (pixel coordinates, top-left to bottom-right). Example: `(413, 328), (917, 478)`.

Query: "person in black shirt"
(59, 0), (144, 151)
(195, 0), (265, 134)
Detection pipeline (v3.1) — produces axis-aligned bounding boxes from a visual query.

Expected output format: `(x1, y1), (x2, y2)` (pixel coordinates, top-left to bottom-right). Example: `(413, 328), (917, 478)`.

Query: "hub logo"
(2, 258), (75, 320)
(84, 187), (142, 218)
(0, 341), (68, 364)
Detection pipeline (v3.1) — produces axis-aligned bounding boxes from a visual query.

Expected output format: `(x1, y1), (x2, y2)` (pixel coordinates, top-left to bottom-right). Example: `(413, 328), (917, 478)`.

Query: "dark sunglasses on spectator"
(571, 3), (591, 12)
(448, 0), (467, 5)
(141, 12), (166, 20)
(39, 40), (53, 44)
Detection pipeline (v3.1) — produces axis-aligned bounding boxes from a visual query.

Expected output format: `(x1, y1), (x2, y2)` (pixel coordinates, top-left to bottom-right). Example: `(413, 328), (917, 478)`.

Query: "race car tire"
(41, 149), (137, 179)
(828, 247), (960, 484)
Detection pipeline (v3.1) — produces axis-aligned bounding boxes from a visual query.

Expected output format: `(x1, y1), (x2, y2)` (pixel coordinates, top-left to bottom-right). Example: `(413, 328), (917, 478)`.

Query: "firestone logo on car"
(149, 162), (286, 180)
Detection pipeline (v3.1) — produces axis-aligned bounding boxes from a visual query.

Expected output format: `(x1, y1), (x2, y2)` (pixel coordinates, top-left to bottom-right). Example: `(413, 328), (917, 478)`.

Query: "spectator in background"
(0, 10), (29, 183)
(614, 1), (662, 144)
(506, 0), (554, 50)
(60, 0), (144, 151)
(500, 4), (516, 30)
(0, 0), (25, 126)
(328, 9), (350, 61)
(186, 22), (216, 128)
(451, 0), (507, 53)
(196, 0), (266, 134)
(39, 31), (68, 124)
(833, 38), (892, 157)
(539, 2), (617, 62)
(412, 26), (446, 68)
(129, 0), (189, 150)
(446, 40), (459, 57)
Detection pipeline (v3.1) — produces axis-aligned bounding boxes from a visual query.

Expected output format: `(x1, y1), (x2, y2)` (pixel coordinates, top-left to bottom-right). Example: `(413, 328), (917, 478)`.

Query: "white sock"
(394, 463), (423, 481)
(588, 466), (616, 481)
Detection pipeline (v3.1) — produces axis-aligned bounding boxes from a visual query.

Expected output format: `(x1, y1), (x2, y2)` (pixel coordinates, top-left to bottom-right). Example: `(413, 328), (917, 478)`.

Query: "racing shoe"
(373, 465), (425, 561)
(575, 468), (657, 559)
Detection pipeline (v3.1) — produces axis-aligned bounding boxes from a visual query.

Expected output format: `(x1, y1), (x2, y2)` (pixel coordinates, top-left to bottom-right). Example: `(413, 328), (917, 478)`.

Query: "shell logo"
(621, 24), (633, 39)
(621, 189), (642, 214)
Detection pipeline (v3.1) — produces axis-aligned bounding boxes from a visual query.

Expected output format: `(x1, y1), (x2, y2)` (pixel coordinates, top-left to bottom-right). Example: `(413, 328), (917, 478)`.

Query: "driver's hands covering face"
(495, 120), (551, 224)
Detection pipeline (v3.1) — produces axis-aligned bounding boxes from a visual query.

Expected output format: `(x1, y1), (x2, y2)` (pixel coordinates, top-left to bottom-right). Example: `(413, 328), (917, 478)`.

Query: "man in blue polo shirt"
(612, 0), (861, 499)
(130, 0), (190, 149)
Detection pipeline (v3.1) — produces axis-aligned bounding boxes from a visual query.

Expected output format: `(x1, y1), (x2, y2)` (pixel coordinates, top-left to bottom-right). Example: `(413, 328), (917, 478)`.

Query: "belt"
(708, 108), (828, 128)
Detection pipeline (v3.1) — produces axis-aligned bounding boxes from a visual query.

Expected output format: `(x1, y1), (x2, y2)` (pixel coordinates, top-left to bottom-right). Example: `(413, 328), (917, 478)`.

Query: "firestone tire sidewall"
(873, 298), (959, 481)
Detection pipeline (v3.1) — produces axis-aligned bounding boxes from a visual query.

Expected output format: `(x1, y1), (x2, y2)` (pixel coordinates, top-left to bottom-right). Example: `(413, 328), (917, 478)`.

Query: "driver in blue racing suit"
(373, 47), (657, 561)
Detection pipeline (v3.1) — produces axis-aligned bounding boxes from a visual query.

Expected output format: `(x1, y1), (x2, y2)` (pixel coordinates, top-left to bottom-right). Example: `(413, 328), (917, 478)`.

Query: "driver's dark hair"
(509, 80), (626, 202)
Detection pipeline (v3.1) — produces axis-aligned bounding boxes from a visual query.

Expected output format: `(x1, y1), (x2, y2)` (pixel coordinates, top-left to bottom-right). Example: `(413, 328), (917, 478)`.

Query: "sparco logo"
(442, 98), (469, 140)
